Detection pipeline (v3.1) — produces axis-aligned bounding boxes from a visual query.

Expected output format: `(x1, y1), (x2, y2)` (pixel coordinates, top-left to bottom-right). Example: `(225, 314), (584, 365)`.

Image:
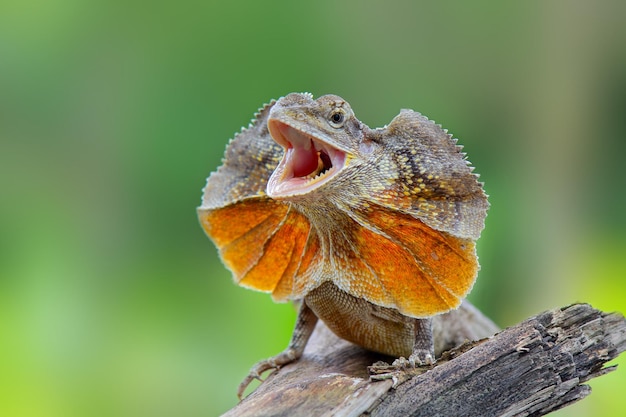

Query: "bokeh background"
(2, 1), (625, 416)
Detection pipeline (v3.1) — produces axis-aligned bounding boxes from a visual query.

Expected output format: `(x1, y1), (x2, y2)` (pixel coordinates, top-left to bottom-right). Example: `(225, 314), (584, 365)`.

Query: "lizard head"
(266, 93), (363, 199)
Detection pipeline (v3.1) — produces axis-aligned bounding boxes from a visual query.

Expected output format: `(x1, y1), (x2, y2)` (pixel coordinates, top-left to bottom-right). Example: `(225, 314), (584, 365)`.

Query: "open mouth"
(266, 120), (347, 198)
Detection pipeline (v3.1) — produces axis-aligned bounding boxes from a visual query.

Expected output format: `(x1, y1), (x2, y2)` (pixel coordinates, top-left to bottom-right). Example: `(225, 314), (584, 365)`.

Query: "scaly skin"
(198, 93), (491, 398)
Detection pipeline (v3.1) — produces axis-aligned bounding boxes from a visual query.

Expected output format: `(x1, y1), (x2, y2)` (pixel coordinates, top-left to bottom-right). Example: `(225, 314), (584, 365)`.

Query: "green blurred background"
(1, 1), (625, 415)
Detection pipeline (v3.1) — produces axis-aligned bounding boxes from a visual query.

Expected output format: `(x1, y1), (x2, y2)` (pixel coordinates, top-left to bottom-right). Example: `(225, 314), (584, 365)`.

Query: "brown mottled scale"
(198, 93), (494, 397)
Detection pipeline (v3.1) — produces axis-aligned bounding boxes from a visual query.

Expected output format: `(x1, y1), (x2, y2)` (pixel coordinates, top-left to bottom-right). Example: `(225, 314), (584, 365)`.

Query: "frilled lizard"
(198, 93), (495, 398)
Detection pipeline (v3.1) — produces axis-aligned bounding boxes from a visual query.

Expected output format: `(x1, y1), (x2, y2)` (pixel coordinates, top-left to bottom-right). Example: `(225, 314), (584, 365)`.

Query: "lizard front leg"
(237, 301), (318, 399)
(389, 317), (435, 367)
(370, 317), (435, 386)
(408, 317), (435, 366)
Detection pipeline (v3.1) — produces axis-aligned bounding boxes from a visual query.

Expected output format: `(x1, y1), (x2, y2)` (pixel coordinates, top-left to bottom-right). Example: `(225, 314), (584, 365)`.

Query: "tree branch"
(223, 304), (626, 417)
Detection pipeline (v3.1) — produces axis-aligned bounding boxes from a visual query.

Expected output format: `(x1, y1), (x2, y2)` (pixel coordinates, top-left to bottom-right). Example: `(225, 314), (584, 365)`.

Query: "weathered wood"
(223, 304), (626, 417)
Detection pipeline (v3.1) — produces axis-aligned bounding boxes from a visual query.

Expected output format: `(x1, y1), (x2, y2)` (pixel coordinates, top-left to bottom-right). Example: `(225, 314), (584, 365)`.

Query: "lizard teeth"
(266, 120), (347, 199)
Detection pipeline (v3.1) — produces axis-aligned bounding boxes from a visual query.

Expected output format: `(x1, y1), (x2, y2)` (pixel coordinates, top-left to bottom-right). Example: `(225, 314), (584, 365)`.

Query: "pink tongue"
(291, 142), (319, 177)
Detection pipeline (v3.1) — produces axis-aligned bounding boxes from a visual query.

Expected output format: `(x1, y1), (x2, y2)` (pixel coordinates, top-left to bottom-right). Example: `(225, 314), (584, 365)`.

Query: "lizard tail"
(432, 300), (500, 356)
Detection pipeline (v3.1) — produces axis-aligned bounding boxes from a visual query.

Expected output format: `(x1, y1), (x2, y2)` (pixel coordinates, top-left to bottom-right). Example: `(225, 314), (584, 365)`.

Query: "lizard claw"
(237, 348), (299, 400)
(408, 349), (435, 367)
(369, 354), (435, 388)
(237, 360), (278, 400)
(391, 356), (410, 368)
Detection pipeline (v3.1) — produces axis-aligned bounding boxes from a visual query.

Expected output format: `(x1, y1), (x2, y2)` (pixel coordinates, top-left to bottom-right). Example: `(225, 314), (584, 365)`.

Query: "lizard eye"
(328, 109), (346, 128)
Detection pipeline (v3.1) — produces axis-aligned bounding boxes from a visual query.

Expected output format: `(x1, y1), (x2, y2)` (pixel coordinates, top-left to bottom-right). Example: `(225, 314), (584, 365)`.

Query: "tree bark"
(223, 304), (626, 417)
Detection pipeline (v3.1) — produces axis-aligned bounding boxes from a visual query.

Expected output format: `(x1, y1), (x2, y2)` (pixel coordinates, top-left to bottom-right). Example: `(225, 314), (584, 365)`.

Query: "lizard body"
(198, 93), (492, 397)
